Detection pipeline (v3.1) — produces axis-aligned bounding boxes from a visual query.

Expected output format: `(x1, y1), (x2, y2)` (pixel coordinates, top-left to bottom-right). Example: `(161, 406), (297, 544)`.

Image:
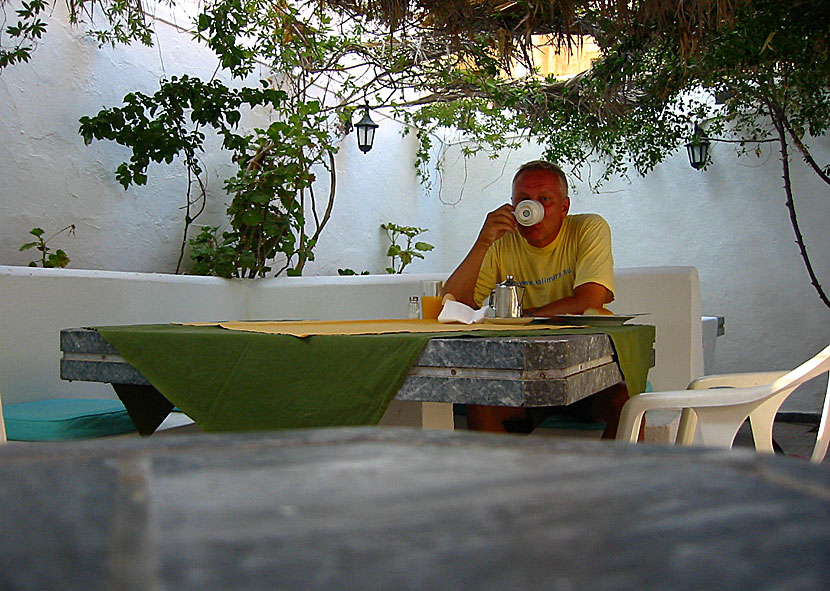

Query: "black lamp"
(685, 122), (711, 170)
(354, 106), (378, 153)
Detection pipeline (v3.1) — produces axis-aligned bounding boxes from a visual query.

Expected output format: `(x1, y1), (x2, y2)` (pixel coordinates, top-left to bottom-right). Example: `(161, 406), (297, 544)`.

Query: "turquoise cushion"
(3, 399), (136, 441)
(537, 414), (606, 431)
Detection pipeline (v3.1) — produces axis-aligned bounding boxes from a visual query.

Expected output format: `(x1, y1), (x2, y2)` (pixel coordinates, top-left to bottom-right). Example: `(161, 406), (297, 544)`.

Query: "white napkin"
(437, 299), (487, 324)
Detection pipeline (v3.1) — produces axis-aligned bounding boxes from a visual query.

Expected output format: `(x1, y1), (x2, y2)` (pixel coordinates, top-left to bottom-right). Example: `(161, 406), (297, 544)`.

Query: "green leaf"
(45, 249), (70, 268)
(760, 31), (776, 54)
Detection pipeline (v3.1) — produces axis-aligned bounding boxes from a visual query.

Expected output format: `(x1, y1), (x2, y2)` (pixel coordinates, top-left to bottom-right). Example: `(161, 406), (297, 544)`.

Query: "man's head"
(511, 160), (570, 248)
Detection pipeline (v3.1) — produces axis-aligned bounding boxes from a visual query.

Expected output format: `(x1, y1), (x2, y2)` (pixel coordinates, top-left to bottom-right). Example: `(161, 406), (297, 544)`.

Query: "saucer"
(484, 317), (535, 325)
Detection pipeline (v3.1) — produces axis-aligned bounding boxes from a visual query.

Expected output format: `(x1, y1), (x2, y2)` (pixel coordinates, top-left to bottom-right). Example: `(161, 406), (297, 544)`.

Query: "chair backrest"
(681, 344), (830, 462)
(777, 345), (830, 462)
(612, 266), (703, 391)
(0, 386), (6, 444)
(811, 364), (830, 463)
(772, 344), (830, 394)
(760, 345), (829, 462)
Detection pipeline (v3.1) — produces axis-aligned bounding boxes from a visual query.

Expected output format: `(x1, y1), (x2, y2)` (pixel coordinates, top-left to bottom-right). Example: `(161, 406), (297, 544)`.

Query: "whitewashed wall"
(1, 6), (828, 410)
(0, 1), (274, 272)
(0, 2), (434, 277)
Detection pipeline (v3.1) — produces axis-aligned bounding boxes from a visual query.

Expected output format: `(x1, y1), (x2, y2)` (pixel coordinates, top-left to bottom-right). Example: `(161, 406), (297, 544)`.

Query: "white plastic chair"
(618, 344), (830, 463)
(0, 386), (7, 443)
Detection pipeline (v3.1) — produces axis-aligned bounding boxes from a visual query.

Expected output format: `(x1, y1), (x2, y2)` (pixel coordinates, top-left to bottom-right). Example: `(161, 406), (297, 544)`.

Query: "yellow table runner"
(218, 318), (578, 338)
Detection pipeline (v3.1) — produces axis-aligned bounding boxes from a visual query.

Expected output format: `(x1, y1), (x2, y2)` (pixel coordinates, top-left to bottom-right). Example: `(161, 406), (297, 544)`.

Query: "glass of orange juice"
(420, 280), (444, 319)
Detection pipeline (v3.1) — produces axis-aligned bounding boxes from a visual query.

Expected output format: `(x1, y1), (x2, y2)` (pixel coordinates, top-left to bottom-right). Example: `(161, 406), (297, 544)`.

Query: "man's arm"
(524, 282), (612, 316)
(525, 215), (614, 316)
(443, 204), (516, 308)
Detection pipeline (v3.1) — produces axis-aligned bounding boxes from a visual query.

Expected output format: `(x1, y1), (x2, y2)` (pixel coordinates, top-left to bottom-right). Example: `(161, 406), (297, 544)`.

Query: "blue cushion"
(3, 399), (136, 441)
(537, 414), (606, 431)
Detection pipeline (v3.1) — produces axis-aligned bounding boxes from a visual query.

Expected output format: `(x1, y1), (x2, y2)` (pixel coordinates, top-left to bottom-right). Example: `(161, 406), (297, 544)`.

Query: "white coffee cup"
(513, 200), (544, 226)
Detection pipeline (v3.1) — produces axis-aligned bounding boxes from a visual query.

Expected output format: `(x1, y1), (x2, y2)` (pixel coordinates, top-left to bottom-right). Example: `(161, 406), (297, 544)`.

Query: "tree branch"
(780, 115), (830, 187)
(307, 150), (337, 248)
(767, 100), (830, 309)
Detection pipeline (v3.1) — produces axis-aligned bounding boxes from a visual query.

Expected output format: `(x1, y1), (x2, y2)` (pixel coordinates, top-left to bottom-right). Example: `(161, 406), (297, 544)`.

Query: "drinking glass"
(420, 280), (444, 319)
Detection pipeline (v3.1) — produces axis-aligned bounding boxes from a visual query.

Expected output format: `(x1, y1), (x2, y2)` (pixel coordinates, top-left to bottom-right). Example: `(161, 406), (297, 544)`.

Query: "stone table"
(0, 428), (827, 590)
(60, 328), (628, 434)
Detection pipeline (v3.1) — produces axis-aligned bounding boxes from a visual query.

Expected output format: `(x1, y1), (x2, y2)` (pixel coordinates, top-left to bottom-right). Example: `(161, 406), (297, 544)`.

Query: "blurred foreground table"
(0, 428), (827, 590)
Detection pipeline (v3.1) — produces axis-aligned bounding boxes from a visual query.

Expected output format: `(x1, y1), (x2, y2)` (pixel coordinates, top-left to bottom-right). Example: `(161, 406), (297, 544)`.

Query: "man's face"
(511, 168), (570, 248)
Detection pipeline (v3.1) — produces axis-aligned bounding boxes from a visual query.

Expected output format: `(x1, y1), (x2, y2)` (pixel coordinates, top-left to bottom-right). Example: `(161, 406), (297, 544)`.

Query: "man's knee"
(591, 383), (630, 423)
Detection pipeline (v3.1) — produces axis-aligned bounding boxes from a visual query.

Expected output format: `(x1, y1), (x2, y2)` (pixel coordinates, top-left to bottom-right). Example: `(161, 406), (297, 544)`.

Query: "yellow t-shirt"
(473, 213), (615, 309)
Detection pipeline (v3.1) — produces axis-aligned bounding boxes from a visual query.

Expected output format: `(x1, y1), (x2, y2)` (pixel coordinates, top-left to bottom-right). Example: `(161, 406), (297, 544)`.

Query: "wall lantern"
(354, 106), (378, 153)
(685, 122), (711, 170)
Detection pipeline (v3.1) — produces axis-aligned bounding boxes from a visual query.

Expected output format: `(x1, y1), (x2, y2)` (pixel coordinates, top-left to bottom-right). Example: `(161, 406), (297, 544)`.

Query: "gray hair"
(512, 160), (568, 197)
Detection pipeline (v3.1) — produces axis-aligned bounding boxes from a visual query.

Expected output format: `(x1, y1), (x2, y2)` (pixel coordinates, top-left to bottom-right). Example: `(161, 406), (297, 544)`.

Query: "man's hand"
(475, 203), (517, 249)
(444, 203), (516, 308)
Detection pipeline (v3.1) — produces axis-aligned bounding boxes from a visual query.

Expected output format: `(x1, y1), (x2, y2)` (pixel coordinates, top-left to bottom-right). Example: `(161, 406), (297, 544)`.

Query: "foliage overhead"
(0, 0), (47, 67)
(7, 0), (825, 181)
(323, 0), (752, 63)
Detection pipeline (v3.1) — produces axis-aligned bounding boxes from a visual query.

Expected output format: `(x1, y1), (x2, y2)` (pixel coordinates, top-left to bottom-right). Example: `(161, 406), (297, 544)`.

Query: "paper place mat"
(218, 318), (569, 338)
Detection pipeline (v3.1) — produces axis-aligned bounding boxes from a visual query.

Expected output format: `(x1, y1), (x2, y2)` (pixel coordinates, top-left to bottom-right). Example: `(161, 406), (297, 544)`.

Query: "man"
(443, 160), (628, 437)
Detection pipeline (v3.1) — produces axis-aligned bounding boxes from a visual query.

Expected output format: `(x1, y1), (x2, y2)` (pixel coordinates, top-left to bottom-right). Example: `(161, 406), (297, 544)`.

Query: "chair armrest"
(617, 385), (773, 444)
(630, 385), (774, 411)
(688, 371), (788, 390)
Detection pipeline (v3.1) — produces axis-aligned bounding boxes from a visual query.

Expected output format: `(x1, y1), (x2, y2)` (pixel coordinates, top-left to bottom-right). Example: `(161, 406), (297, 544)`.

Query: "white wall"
(0, 2), (434, 278)
(1, 6), (828, 410)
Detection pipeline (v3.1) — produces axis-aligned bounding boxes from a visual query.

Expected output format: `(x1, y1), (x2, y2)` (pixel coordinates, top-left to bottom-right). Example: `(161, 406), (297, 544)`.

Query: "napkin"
(438, 299), (487, 324)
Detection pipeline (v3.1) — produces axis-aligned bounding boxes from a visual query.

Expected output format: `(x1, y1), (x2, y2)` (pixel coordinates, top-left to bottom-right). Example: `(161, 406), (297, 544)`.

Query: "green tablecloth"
(96, 323), (655, 433)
